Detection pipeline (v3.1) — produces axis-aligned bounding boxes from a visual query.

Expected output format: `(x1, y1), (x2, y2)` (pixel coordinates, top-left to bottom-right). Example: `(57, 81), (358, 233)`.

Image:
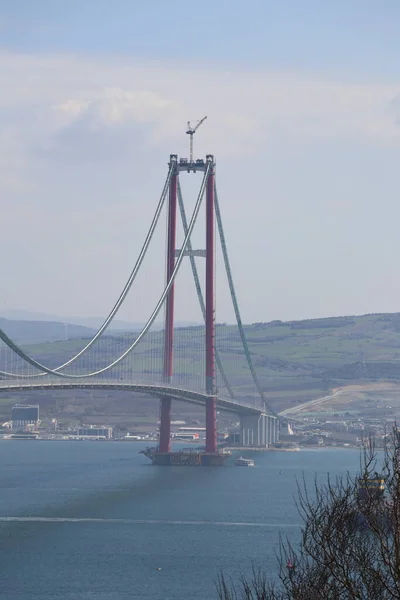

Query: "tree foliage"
(217, 428), (400, 599)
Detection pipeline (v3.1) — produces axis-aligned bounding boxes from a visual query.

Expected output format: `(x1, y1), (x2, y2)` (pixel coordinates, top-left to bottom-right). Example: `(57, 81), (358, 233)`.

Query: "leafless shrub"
(217, 427), (400, 599)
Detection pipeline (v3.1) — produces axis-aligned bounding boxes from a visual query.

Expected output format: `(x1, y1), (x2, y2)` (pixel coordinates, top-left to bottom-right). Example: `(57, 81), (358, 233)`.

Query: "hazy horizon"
(2, 307), (400, 329)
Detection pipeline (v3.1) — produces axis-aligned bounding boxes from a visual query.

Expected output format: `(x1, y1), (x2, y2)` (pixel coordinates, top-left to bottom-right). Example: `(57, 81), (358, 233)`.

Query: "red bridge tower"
(154, 152), (225, 466)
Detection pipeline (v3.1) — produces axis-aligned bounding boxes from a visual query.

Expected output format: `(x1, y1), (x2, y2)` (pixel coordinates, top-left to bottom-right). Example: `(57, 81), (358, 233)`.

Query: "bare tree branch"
(218, 425), (400, 600)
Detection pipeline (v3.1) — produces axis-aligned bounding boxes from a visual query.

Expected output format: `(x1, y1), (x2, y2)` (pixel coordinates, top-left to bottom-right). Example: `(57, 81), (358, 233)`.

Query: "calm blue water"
(0, 441), (361, 599)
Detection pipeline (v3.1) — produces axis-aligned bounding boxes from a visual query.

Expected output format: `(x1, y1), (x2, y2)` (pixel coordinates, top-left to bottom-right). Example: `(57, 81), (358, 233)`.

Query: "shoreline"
(0, 436), (362, 451)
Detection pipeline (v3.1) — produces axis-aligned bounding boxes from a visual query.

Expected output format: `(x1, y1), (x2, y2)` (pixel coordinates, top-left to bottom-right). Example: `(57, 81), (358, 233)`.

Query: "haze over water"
(0, 441), (361, 599)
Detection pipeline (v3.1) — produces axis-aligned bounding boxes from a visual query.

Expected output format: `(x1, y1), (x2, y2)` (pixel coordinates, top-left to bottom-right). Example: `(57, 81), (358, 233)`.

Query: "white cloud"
(53, 88), (176, 131)
(54, 98), (90, 118)
(2, 51), (400, 322)
(1, 51), (400, 159)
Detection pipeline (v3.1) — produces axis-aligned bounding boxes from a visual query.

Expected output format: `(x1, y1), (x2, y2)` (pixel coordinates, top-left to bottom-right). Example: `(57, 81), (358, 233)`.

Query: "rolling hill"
(4, 312), (400, 412)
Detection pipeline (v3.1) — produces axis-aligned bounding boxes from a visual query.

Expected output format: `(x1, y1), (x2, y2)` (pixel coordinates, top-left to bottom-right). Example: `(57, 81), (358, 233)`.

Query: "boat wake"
(0, 516), (301, 527)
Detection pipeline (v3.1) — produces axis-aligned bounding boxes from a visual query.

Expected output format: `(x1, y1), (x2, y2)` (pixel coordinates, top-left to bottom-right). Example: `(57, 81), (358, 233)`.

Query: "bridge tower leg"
(159, 156), (178, 453)
(205, 156), (217, 454)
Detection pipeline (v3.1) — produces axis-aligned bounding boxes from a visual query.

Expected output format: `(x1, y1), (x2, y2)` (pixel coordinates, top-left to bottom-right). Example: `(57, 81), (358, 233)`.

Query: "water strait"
(0, 441), (361, 599)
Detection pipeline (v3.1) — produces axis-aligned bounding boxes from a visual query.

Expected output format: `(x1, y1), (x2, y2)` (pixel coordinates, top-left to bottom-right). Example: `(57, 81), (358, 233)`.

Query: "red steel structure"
(158, 154), (218, 456)
(205, 158), (217, 453)
(159, 159), (178, 453)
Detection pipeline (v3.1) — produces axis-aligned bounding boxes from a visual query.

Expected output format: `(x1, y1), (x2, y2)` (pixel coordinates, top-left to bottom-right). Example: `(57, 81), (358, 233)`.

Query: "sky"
(2, 0), (400, 324)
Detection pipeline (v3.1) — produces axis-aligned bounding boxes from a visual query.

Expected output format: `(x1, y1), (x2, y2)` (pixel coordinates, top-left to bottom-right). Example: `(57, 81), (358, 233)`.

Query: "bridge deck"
(0, 380), (265, 416)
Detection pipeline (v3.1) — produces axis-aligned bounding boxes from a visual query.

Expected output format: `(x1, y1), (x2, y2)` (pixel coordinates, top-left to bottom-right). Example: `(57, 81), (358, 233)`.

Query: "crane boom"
(186, 116), (207, 163)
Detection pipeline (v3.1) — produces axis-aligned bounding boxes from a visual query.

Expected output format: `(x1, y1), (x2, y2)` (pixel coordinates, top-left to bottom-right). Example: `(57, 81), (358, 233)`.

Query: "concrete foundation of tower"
(141, 448), (230, 466)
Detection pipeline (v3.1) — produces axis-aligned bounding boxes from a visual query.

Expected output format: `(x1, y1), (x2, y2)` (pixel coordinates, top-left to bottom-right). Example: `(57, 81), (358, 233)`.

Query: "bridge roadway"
(0, 379), (264, 416)
(278, 390), (345, 419)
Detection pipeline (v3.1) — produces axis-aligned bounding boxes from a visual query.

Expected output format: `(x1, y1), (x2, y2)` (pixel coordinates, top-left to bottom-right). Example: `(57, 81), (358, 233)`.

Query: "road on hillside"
(278, 390), (345, 418)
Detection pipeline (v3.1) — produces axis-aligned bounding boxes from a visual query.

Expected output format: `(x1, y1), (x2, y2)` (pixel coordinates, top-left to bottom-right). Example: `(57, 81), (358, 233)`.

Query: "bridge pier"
(240, 413), (279, 447)
(205, 397), (217, 453)
(159, 397), (171, 453)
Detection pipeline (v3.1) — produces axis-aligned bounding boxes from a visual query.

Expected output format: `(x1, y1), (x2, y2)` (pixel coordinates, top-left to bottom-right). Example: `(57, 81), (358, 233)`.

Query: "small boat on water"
(357, 474), (385, 501)
(234, 456), (255, 467)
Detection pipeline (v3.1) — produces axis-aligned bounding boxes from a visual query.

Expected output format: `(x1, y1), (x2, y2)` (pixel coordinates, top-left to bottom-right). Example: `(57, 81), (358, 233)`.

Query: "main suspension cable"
(214, 183), (278, 417)
(177, 179), (235, 399)
(0, 163), (210, 379)
(0, 164), (174, 379)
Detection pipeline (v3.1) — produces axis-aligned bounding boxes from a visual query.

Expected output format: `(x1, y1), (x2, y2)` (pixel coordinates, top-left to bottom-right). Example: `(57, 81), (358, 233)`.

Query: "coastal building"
(11, 405), (39, 431)
(77, 425), (113, 440)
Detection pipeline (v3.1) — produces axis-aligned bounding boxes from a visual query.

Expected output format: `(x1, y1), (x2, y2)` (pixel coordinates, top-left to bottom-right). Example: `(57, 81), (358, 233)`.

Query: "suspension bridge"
(0, 143), (279, 465)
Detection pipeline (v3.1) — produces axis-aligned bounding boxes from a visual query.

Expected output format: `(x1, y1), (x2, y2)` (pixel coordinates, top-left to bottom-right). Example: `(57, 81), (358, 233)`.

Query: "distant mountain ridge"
(0, 318), (96, 345)
(0, 310), (143, 332)
(0, 310), (199, 333)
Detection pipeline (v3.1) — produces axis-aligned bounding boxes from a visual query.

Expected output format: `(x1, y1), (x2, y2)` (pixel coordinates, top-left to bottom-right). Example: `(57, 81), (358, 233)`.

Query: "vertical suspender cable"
(214, 183), (278, 417)
(0, 164), (210, 379)
(177, 180), (235, 400)
(0, 165), (174, 379)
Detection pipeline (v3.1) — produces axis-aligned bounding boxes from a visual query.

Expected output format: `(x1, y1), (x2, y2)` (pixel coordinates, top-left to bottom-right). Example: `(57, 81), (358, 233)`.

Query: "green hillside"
(8, 312), (400, 413)
(245, 313), (400, 408)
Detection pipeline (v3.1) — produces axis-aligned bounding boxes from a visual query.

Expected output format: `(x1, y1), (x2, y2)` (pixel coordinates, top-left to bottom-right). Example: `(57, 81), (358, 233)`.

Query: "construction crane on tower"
(186, 116), (207, 164)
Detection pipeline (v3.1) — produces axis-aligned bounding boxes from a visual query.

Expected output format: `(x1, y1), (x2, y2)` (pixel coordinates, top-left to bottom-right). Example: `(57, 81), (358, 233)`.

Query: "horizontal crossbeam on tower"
(0, 143), (280, 452)
(177, 159), (208, 173)
(0, 161), (211, 380)
(174, 249), (206, 258)
(176, 178), (236, 401)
